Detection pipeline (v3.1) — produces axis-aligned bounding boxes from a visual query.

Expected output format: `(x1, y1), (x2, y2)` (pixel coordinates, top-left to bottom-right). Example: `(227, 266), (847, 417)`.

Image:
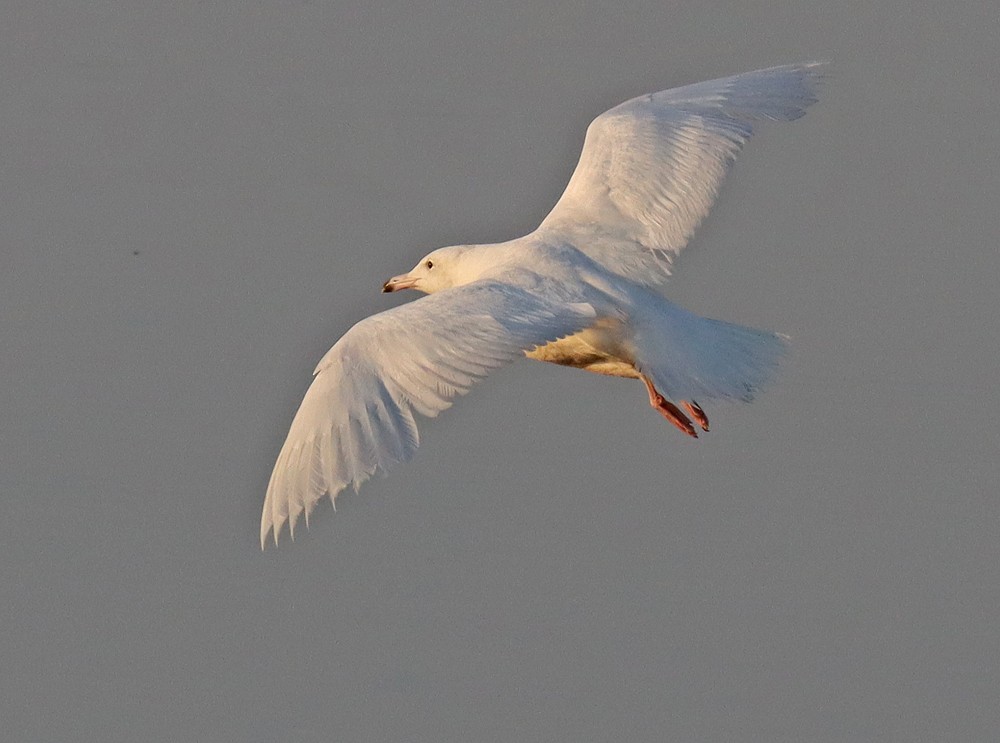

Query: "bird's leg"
(641, 376), (698, 438)
(681, 400), (709, 432)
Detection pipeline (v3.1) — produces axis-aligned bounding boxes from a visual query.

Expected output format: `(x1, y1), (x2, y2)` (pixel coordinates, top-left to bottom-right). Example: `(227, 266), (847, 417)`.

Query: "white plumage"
(262, 62), (825, 546)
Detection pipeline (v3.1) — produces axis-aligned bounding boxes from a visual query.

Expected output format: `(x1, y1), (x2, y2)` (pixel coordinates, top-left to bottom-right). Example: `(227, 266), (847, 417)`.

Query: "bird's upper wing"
(261, 280), (595, 546)
(537, 62), (825, 285)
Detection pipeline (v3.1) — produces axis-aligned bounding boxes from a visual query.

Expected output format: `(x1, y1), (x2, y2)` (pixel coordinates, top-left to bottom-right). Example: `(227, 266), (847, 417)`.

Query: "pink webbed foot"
(681, 400), (709, 432)
(642, 377), (698, 439)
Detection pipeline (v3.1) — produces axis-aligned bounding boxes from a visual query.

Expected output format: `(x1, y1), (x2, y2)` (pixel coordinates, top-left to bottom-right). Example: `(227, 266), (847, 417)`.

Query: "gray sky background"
(4, 2), (999, 741)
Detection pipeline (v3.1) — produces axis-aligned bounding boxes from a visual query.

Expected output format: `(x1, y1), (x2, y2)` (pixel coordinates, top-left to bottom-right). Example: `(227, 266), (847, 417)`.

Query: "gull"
(261, 61), (825, 546)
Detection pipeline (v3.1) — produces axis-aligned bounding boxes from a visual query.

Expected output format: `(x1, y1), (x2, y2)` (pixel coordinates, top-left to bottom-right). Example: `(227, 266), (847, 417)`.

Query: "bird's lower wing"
(261, 280), (595, 546)
(538, 62), (825, 285)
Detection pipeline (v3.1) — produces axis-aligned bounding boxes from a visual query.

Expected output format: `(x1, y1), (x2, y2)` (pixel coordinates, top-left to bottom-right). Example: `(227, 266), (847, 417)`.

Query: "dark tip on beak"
(382, 274), (417, 293)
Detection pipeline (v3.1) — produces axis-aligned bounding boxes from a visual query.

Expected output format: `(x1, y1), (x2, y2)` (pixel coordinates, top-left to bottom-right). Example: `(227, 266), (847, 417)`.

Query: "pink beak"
(382, 274), (418, 293)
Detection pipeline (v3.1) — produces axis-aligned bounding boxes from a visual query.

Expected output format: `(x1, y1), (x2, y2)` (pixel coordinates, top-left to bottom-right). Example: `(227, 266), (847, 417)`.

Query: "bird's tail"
(633, 301), (787, 403)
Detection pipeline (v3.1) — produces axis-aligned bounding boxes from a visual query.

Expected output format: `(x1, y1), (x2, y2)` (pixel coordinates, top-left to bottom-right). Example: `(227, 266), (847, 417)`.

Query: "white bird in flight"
(262, 61), (825, 546)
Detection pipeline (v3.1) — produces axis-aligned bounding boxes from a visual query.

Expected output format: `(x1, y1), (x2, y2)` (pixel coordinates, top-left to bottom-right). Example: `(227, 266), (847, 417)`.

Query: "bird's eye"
(425, 260), (434, 269)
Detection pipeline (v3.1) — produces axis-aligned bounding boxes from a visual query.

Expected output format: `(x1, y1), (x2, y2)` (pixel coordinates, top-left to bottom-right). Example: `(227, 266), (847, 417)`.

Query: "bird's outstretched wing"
(538, 62), (825, 285)
(261, 281), (595, 546)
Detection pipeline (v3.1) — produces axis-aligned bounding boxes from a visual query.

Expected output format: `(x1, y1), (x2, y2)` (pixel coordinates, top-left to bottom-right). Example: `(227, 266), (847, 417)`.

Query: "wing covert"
(538, 62), (825, 284)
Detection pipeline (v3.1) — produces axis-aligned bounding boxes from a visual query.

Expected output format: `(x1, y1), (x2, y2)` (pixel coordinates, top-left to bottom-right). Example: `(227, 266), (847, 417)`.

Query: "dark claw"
(682, 400), (710, 432)
(654, 396), (698, 438)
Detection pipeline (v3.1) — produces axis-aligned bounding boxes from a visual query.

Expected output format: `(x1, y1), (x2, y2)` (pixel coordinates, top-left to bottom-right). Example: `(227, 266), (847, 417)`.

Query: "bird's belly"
(525, 321), (639, 379)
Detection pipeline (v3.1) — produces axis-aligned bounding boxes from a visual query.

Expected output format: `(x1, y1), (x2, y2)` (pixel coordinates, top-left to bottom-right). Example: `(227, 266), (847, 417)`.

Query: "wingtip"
(259, 517), (283, 549)
(806, 60), (831, 85)
(781, 59), (829, 74)
(796, 60), (831, 91)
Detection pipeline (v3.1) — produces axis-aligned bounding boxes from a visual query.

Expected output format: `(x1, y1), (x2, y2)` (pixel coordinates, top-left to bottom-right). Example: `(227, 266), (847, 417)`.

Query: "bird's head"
(382, 245), (475, 295)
